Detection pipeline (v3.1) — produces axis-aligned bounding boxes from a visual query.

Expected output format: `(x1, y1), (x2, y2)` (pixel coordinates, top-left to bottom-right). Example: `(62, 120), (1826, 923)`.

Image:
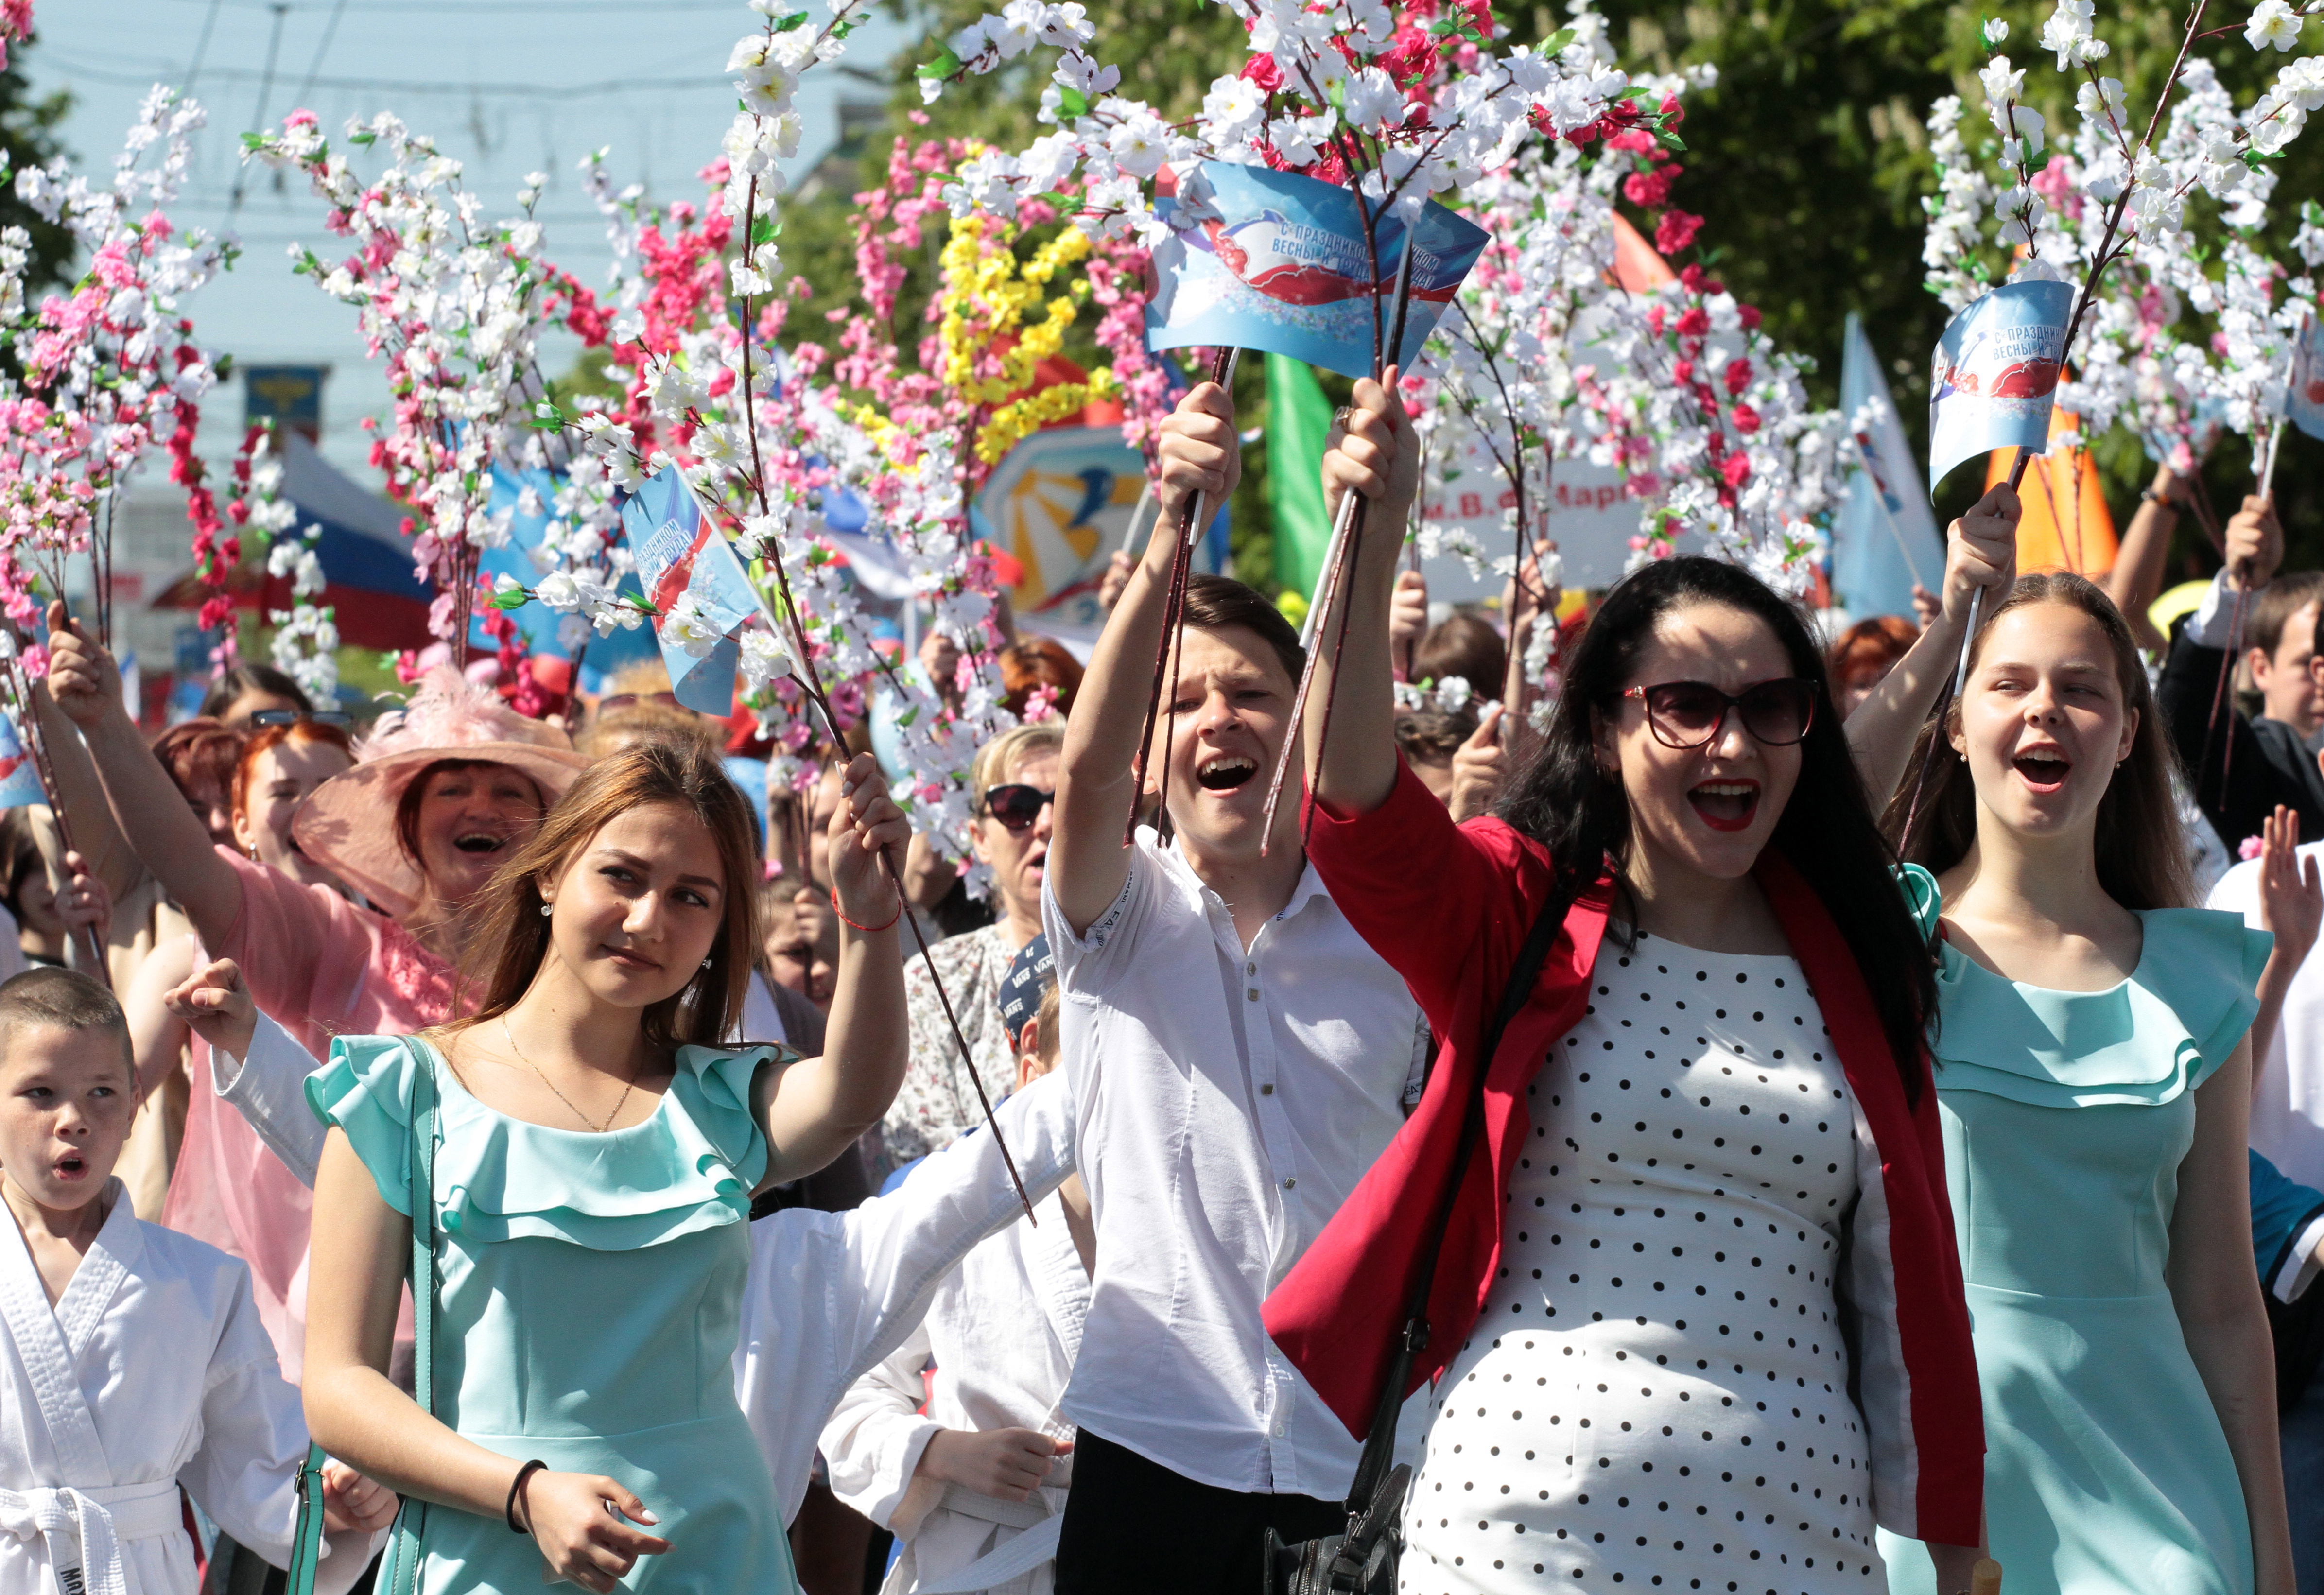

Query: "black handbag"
(1263, 883), (1576, 1595)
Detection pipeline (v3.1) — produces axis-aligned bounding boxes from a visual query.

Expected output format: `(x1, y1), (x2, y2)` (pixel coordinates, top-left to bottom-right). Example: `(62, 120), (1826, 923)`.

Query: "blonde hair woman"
(881, 721), (1065, 1167)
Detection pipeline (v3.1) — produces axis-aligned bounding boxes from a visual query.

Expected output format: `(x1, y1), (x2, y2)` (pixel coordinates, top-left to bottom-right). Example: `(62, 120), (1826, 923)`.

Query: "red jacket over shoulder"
(1265, 762), (1983, 1548)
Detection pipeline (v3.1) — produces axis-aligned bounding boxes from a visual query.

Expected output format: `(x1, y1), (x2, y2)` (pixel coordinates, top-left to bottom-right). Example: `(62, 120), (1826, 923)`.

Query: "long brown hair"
(444, 739), (763, 1052)
(1882, 572), (2192, 910)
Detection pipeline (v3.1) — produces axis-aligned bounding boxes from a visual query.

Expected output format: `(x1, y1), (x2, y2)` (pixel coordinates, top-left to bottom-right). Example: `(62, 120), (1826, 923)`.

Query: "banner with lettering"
(622, 467), (772, 715)
(1926, 279), (2075, 497)
(1147, 162), (1490, 380)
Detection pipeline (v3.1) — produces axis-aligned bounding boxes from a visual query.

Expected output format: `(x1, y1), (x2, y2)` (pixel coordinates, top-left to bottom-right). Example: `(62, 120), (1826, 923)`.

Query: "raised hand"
(2258, 805), (2323, 976)
(825, 753), (910, 932)
(1943, 484), (2019, 627)
(55, 850), (111, 944)
(1449, 704), (1508, 823)
(1153, 381), (1239, 526)
(1389, 569), (1429, 671)
(163, 955), (259, 1062)
(1322, 365), (1419, 527)
(41, 601), (122, 729)
(2224, 493), (2285, 593)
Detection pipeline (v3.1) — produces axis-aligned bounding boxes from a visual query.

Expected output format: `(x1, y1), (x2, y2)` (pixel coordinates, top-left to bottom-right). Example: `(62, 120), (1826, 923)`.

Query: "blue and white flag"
(1833, 312), (1945, 621)
(0, 711), (46, 808)
(1147, 162), (1489, 381)
(622, 468), (773, 716)
(1927, 279), (2074, 497)
(2288, 314), (2324, 442)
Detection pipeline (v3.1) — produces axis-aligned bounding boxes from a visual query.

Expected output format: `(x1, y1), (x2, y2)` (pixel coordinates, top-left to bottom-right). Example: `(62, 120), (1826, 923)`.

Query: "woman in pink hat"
(46, 610), (587, 1062)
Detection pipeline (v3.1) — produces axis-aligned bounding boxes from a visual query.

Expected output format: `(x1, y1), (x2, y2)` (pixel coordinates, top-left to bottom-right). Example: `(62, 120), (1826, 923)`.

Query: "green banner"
(1266, 352), (1334, 599)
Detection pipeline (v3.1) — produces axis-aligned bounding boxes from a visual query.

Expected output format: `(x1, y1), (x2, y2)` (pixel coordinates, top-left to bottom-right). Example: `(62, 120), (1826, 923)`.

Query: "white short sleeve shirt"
(1042, 828), (1425, 1498)
(2211, 842), (2324, 1187)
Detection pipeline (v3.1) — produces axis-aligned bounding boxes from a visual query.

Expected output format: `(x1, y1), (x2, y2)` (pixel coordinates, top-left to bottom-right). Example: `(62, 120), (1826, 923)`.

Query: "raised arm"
(1304, 367), (1421, 816)
(756, 752), (910, 1187)
(25, 676), (142, 903)
(2104, 464), (2191, 654)
(42, 602), (243, 949)
(1049, 382), (1239, 935)
(1844, 485), (2021, 809)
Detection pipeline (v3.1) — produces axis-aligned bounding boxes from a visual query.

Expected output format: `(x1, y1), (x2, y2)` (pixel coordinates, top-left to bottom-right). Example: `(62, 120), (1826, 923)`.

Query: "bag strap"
(1341, 876), (1579, 1514)
(284, 1443), (328, 1595)
(378, 1037), (442, 1595)
(289, 1039), (444, 1595)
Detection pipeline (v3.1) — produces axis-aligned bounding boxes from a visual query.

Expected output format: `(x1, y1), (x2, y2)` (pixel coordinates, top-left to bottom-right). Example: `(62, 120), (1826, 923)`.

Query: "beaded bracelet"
(830, 884), (904, 935)
(506, 1459), (548, 1534)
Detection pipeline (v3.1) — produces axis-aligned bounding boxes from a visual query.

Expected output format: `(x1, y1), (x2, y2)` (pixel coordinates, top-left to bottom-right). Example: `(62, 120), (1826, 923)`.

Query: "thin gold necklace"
(501, 1015), (635, 1133)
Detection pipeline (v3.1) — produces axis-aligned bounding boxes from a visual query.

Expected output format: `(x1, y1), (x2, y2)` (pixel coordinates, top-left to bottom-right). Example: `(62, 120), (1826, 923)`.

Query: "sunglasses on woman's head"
(983, 784), (1057, 832)
(249, 708), (353, 728)
(1619, 679), (1816, 750)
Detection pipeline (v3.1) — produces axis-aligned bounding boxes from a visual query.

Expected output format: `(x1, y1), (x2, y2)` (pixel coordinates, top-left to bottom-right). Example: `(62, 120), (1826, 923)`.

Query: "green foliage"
(0, 38), (78, 311)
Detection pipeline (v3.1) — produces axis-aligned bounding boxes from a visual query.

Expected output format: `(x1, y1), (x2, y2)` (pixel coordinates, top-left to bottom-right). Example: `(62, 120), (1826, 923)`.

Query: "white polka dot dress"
(1401, 930), (1880, 1595)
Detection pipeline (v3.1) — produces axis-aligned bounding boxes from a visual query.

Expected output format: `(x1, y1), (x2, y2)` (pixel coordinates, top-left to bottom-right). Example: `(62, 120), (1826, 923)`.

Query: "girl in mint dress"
(1860, 567), (2296, 1595)
(300, 741), (915, 1593)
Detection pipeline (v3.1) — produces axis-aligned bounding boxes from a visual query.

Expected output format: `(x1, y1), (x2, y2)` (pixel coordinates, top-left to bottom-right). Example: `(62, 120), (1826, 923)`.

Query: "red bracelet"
(830, 884), (903, 935)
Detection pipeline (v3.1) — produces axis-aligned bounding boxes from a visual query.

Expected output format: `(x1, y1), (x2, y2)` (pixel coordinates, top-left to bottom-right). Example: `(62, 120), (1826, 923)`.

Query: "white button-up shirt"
(1043, 828), (1424, 1497)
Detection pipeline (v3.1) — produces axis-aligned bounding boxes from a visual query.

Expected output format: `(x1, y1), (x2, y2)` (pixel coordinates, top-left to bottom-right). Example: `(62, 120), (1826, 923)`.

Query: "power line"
(181, 0), (226, 94)
(287, 0), (352, 109)
(37, 49), (742, 97)
(224, 3), (289, 218)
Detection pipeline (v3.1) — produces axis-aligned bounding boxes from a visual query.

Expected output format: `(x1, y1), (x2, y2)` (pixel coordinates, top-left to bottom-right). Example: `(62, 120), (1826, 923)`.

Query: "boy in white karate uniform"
(0, 967), (391, 1595)
(821, 938), (1092, 1595)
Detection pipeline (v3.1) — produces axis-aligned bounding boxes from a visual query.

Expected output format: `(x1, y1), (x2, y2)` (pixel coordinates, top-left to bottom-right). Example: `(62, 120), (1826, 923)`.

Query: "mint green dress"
(310, 1034), (800, 1593)
(1880, 906), (2271, 1595)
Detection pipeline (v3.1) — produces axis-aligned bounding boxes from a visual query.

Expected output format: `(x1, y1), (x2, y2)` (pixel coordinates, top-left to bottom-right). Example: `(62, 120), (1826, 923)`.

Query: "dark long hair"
(1497, 555), (1936, 1100)
(1883, 571), (2191, 911)
(444, 739), (763, 1053)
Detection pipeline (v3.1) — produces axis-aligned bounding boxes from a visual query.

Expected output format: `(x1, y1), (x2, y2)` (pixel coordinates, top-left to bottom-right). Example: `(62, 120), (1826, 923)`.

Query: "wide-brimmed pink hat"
(292, 666), (590, 918)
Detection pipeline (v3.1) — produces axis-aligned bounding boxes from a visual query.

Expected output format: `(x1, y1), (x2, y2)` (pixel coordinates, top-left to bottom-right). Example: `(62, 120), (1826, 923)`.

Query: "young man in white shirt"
(1042, 377), (1427, 1592)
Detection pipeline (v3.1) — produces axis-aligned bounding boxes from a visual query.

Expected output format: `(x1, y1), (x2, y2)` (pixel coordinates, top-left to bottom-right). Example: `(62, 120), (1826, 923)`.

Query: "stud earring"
(701, 958), (712, 970)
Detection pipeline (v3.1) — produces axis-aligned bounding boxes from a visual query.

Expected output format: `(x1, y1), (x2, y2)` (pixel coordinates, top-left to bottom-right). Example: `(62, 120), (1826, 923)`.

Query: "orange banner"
(1984, 403), (2116, 576)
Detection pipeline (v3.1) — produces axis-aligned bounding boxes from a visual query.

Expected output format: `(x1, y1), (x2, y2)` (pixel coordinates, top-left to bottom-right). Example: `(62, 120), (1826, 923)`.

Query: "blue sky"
(24, 0), (908, 474)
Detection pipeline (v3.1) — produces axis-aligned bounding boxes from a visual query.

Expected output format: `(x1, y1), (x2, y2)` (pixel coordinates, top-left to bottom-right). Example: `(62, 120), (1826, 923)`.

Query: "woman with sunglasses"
(1260, 374), (1999, 1595)
(1854, 567), (2294, 1595)
(879, 722), (1061, 1169)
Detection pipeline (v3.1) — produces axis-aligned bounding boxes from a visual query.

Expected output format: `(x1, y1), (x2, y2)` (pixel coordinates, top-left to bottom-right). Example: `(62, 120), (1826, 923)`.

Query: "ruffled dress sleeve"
(306, 1033), (425, 1215)
(308, 1035), (787, 1248)
(1932, 907), (2271, 1108)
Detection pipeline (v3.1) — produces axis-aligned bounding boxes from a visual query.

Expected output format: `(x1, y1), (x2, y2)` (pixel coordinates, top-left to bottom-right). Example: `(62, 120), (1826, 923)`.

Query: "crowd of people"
(4, 363), (2324, 1595)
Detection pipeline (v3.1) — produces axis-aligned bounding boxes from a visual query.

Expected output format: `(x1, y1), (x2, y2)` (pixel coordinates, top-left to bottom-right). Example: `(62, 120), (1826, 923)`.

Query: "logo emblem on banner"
(622, 468), (774, 715)
(1146, 163), (1490, 380)
(1926, 279), (2075, 496)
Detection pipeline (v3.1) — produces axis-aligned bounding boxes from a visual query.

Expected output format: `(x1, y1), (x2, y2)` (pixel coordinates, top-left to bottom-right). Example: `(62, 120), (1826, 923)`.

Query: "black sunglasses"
(1620, 678), (1816, 750)
(983, 783), (1057, 832)
(248, 708), (353, 728)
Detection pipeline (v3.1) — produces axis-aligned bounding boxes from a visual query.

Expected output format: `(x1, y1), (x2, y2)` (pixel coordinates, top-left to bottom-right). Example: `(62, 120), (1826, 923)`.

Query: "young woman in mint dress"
(300, 739), (912, 1593)
(1856, 565), (2294, 1595)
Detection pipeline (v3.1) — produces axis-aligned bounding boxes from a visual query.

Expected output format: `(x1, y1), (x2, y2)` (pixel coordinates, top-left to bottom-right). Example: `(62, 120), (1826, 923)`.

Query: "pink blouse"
(163, 849), (450, 1375)
(215, 846), (458, 1059)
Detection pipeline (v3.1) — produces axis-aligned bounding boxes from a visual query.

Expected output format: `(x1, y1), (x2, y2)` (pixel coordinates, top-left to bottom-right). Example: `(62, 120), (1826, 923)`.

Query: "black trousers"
(1054, 1429), (1344, 1595)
